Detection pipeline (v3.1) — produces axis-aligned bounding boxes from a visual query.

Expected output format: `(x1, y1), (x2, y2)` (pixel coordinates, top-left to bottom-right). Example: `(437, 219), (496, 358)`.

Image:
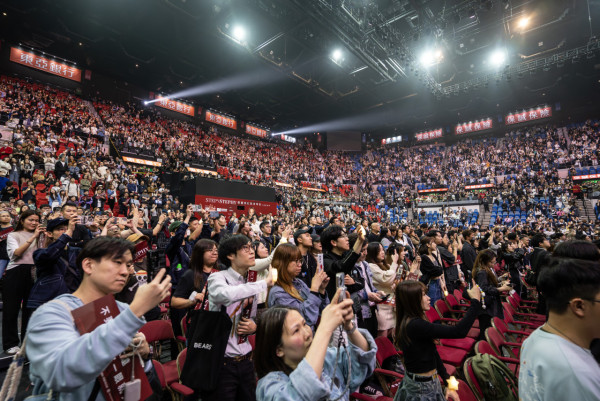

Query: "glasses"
(208, 248), (218, 253)
(240, 244), (254, 253)
(583, 299), (600, 304)
(294, 259), (303, 264)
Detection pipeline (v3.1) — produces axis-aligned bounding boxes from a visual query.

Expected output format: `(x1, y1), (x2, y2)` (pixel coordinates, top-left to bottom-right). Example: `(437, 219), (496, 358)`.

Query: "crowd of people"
(0, 74), (599, 401)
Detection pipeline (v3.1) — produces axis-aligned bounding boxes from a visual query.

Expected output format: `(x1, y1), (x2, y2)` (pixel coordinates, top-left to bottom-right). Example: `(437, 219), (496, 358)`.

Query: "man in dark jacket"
(530, 234), (552, 314)
(60, 202), (91, 248)
(460, 229), (477, 281)
(320, 225), (365, 299)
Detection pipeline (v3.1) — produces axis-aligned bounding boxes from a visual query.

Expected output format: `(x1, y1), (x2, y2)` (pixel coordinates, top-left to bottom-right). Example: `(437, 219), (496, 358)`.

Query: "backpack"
(469, 354), (518, 401)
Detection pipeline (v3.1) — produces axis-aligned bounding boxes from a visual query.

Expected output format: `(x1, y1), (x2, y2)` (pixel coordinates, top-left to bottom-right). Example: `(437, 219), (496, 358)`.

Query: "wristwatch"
(345, 321), (358, 334)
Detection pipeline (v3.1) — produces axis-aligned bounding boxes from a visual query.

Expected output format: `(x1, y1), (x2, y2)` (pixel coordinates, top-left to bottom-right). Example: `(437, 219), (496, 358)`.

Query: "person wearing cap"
(27, 216), (79, 312)
(310, 233), (322, 258)
(294, 227), (318, 287)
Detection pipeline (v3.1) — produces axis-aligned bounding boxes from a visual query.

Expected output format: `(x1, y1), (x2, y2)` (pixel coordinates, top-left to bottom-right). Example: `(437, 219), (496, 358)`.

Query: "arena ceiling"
(1, 0), (600, 136)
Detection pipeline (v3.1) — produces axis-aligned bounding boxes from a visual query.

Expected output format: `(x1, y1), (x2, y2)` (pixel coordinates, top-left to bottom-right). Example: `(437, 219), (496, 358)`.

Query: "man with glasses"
(321, 225), (366, 299)
(206, 234), (274, 401)
(519, 256), (600, 400)
(259, 220), (275, 253)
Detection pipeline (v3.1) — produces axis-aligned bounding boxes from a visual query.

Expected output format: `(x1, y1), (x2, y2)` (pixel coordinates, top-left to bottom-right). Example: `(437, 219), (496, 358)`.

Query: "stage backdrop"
(179, 177), (277, 217)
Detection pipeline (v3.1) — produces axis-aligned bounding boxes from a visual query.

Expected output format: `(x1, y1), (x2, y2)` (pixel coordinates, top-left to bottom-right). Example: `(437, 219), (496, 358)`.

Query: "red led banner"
(415, 129), (443, 142)
(465, 183), (495, 190)
(455, 118), (493, 135)
(10, 47), (82, 82)
(505, 106), (552, 125)
(573, 174), (600, 181)
(206, 111), (237, 130)
(417, 188), (449, 194)
(155, 96), (195, 117)
(245, 124), (268, 138)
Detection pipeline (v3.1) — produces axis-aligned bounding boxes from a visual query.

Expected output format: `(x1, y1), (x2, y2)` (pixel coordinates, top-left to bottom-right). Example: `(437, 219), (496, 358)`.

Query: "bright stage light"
(332, 49), (343, 61)
(490, 50), (506, 66)
(420, 49), (443, 67)
(232, 26), (246, 41)
(518, 17), (529, 29)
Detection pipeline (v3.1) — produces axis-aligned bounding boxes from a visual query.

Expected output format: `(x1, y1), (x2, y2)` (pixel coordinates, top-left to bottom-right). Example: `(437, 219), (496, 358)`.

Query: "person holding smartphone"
(255, 289), (376, 401)
(472, 249), (513, 339)
(394, 280), (481, 401)
(3, 210), (45, 354)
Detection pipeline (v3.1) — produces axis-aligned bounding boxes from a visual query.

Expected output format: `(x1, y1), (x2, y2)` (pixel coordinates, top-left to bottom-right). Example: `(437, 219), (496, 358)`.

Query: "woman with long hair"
(267, 243), (329, 330)
(472, 249), (512, 338)
(418, 236), (444, 305)
(171, 239), (219, 309)
(255, 290), (376, 401)
(3, 210), (44, 354)
(393, 280), (481, 401)
(366, 241), (399, 338)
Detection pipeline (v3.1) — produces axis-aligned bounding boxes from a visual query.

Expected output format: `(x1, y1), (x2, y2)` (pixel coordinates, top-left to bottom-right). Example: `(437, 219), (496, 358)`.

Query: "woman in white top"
(366, 241), (399, 338)
(3, 210), (45, 355)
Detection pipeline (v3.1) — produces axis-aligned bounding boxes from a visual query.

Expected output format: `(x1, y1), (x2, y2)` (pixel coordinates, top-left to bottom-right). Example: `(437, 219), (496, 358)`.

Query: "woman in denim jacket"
(255, 289), (377, 401)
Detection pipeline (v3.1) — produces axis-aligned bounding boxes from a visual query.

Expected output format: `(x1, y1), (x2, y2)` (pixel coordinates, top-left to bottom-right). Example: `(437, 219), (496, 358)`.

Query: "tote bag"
(180, 292), (233, 393)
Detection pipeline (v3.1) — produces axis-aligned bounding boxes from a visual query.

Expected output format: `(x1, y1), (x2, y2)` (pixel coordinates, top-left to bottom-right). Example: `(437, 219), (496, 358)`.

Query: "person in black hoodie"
(320, 225), (365, 299)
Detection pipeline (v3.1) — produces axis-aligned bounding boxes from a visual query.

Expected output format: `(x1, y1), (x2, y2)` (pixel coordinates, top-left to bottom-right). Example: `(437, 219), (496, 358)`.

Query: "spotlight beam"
(272, 108), (405, 136)
(144, 69), (285, 104)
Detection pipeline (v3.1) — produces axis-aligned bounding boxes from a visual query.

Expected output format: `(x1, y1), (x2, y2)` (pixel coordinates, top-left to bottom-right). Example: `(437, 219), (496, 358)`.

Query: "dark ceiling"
(1, 0), (600, 137)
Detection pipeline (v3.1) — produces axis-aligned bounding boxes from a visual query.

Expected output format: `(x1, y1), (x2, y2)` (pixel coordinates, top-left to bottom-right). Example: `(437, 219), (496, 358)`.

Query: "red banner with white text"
(505, 106), (552, 125)
(415, 129), (442, 142)
(245, 124), (268, 138)
(195, 195), (277, 218)
(155, 96), (195, 117)
(206, 111), (237, 130)
(455, 118), (493, 135)
(10, 47), (82, 82)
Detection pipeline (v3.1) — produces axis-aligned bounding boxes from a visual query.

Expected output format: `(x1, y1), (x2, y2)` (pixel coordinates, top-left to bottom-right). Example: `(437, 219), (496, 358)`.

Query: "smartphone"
(336, 272), (346, 302)
(316, 253), (324, 273)
(209, 211), (219, 219)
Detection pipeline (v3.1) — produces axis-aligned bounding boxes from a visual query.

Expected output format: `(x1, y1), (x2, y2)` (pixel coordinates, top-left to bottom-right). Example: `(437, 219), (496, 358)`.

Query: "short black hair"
(77, 237), (135, 268)
(538, 257), (600, 314)
(553, 240), (600, 261)
(259, 221), (271, 230)
(61, 202), (78, 211)
(218, 234), (251, 266)
(531, 234), (546, 248)
(320, 225), (345, 253)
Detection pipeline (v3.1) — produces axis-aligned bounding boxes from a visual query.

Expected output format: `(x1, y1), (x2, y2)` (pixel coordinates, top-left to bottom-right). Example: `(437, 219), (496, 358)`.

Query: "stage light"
(232, 26), (246, 42)
(332, 49), (343, 61)
(144, 101), (149, 105)
(490, 50), (506, 66)
(518, 17), (529, 29)
(420, 49), (443, 67)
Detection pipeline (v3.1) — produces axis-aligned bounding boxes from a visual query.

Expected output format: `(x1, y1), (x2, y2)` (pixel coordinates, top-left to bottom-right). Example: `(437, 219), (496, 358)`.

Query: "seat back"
(434, 299), (451, 318)
(453, 289), (469, 305)
(374, 336), (401, 366)
(502, 303), (515, 323)
(180, 315), (188, 338)
(446, 294), (461, 309)
(424, 307), (441, 323)
(463, 357), (484, 401)
(475, 340), (500, 358)
(151, 360), (166, 389)
(485, 327), (508, 358)
(492, 317), (510, 337)
(176, 348), (187, 377)
(139, 320), (175, 343)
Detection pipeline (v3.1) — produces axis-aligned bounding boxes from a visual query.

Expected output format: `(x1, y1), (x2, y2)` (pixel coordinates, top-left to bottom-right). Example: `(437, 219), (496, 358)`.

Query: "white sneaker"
(5, 346), (20, 355)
